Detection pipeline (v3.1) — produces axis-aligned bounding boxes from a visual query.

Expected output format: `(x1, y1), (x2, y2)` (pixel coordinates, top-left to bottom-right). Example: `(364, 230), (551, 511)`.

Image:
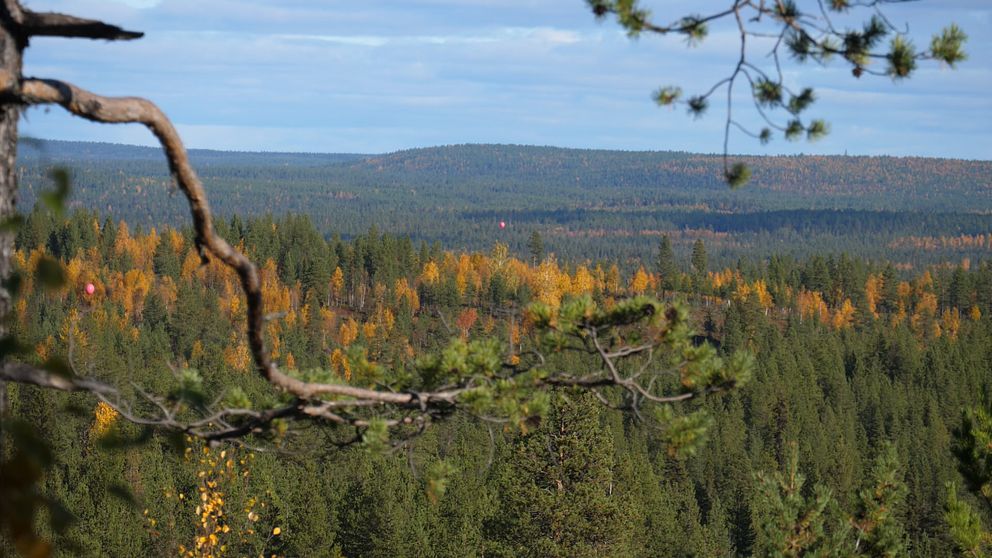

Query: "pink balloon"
(499, 221), (506, 229)
(85, 283), (95, 295)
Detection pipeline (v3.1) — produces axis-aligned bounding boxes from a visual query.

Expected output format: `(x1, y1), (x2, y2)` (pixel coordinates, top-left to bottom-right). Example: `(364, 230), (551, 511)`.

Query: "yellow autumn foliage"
(330, 348), (351, 381)
(174, 444), (270, 558)
(339, 318), (359, 346)
(832, 299), (856, 330)
(865, 274), (883, 319)
(629, 266), (650, 295)
(90, 402), (118, 440)
(941, 308), (961, 340)
(571, 265), (596, 296)
(330, 266), (345, 301)
(970, 305), (982, 321)
(420, 261), (440, 285)
(223, 332), (252, 373)
(362, 321), (377, 340)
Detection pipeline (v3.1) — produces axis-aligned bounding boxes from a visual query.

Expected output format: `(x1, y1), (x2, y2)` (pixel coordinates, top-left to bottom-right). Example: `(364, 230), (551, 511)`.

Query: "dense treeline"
(16, 141), (992, 271)
(3, 207), (992, 556)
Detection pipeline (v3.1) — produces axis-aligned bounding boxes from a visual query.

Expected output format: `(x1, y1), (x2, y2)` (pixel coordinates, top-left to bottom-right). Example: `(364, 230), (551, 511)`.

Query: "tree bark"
(0, 0), (24, 460)
(0, 4), (22, 336)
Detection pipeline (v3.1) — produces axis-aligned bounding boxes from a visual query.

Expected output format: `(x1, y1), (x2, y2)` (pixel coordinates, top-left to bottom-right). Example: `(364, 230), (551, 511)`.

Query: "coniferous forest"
(4, 140), (992, 555)
(17, 141), (992, 270)
(1, 0), (989, 554)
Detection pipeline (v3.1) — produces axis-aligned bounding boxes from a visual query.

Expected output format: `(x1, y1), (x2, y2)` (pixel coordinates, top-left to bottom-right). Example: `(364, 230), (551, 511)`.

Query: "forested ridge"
(2, 0), (989, 554)
(5, 204), (992, 556)
(16, 140), (992, 270)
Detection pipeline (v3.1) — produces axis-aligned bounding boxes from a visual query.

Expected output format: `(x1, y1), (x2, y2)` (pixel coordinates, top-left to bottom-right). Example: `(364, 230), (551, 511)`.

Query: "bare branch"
(21, 11), (143, 41)
(0, 72), (742, 449)
(2, 74), (466, 408)
(0, 362), (117, 395)
(591, 0), (965, 184)
(0, 361), (301, 443)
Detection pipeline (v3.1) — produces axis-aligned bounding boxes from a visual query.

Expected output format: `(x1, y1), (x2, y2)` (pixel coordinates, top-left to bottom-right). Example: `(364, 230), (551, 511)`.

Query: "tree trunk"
(0, 6), (24, 447)
(0, 8), (22, 335)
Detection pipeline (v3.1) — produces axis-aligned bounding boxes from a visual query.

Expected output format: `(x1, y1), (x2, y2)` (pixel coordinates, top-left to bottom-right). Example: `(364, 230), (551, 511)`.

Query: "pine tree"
(752, 443), (844, 557)
(338, 453), (429, 558)
(851, 443), (909, 557)
(691, 239), (708, 277)
(656, 235), (678, 291)
(946, 404), (992, 556)
(528, 231), (544, 265)
(487, 392), (634, 557)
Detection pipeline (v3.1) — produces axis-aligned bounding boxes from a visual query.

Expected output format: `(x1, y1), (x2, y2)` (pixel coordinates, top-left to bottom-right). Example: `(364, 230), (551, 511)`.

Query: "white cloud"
(269, 26), (584, 48)
(509, 27), (582, 45)
(16, 0), (992, 159)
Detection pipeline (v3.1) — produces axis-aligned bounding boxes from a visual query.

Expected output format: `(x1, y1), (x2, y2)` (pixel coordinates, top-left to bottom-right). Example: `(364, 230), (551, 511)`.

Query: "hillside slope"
(15, 140), (992, 268)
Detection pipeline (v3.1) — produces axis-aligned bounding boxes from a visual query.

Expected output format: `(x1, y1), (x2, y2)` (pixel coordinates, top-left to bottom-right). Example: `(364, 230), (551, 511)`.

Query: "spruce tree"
(752, 442), (846, 557)
(851, 444), (909, 557)
(487, 392), (634, 558)
(528, 231), (544, 265)
(656, 235), (678, 291)
(691, 239), (708, 277)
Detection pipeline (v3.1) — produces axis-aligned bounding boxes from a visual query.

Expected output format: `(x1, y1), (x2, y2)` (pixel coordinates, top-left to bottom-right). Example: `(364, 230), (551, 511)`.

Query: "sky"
(17, 0), (992, 158)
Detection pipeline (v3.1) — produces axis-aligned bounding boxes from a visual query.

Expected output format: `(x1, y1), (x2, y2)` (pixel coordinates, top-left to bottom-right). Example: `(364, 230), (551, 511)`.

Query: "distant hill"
(18, 138), (367, 166)
(348, 144), (992, 211)
(14, 140), (992, 268)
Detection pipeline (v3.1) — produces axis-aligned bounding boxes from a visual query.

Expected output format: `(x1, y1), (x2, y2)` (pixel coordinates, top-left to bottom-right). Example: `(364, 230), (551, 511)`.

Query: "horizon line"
(17, 137), (992, 163)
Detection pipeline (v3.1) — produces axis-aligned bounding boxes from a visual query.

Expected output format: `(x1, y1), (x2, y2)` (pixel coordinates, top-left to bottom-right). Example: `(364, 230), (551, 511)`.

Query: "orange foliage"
(180, 250), (202, 281)
(394, 278), (420, 313)
(167, 228), (185, 256)
(330, 266), (345, 302)
(753, 280), (773, 309)
(864, 274), (882, 319)
(454, 308), (479, 338)
(709, 268), (740, 290)
(119, 268), (152, 320)
(888, 233), (992, 251)
(330, 348), (351, 381)
(319, 307), (336, 334)
(941, 308), (961, 340)
(420, 261), (440, 285)
(34, 335), (54, 363)
(796, 290), (829, 324)
(532, 257), (563, 310)
(259, 259), (290, 314)
(832, 299), (856, 330)
(338, 318), (359, 347)
(361, 321), (376, 341)
(571, 265), (596, 296)
(629, 266), (650, 295)
(223, 333), (252, 373)
(605, 264), (621, 295)
(917, 292), (938, 316)
(897, 281), (912, 300)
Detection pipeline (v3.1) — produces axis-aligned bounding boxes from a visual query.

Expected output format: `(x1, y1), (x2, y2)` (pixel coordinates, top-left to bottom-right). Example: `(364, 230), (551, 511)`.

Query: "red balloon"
(499, 221), (506, 229)
(85, 283), (95, 295)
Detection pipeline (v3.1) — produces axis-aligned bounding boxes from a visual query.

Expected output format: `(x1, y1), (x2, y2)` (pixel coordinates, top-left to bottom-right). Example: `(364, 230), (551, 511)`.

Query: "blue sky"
(18, 0), (992, 158)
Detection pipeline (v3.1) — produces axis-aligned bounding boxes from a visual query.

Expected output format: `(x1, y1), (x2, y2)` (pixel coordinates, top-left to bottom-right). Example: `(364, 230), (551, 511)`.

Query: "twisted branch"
(21, 11), (143, 41)
(0, 361), (116, 394)
(8, 75), (463, 406)
(0, 75), (740, 443)
(1, 1), (141, 43)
